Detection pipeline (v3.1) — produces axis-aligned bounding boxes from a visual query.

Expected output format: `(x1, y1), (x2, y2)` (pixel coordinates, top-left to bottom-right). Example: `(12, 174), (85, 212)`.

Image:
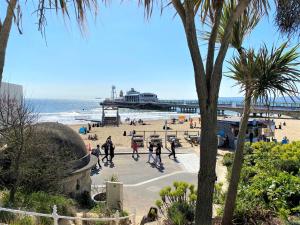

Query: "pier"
(101, 99), (300, 119)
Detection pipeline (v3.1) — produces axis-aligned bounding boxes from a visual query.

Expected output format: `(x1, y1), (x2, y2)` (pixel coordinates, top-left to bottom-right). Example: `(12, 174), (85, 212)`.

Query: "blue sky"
(2, 1), (298, 100)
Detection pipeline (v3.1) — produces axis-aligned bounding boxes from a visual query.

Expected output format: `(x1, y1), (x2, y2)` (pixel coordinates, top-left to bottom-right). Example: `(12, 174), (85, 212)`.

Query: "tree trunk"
(195, 104), (218, 225)
(221, 91), (252, 225)
(9, 145), (23, 203)
(0, 0), (17, 86)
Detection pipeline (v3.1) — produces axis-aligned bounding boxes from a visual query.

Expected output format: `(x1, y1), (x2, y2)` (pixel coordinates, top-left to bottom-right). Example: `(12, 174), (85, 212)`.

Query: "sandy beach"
(69, 117), (201, 150)
(69, 116), (300, 151)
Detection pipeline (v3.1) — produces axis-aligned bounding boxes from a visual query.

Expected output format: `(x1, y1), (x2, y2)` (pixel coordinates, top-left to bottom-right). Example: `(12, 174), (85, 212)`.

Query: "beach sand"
(69, 117), (201, 150)
(273, 118), (300, 142)
(68, 116), (300, 151)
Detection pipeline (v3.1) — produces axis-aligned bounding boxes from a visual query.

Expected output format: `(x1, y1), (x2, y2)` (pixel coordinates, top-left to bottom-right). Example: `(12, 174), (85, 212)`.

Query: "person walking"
(249, 132), (254, 145)
(155, 143), (162, 165)
(168, 139), (176, 159)
(147, 142), (154, 163)
(91, 144), (102, 169)
(109, 140), (115, 163)
(132, 139), (139, 158)
(101, 139), (110, 162)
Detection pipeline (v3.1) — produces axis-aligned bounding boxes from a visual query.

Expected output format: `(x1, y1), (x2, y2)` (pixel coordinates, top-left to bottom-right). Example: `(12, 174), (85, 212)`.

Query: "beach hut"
(217, 118), (275, 149)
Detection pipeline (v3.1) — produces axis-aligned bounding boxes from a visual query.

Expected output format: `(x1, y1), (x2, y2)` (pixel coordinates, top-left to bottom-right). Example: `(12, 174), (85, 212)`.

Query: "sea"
(26, 97), (299, 125)
(26, 98), (202, 125)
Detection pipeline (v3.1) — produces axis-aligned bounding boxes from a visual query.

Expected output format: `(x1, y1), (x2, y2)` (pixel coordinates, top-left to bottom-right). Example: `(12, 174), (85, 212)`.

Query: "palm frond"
(252, 42), (300, 105)
(228, 42), (300, 106)
(201, 0), (261, 50)
(35, 0), (98, 35)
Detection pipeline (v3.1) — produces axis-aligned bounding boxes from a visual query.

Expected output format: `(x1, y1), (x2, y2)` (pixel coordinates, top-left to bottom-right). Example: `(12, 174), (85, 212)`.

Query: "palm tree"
(142, 1), (268, 224)
(223, 42), (300, 225)
(202, 3), (261, 223)
(162, 1), (268, 224)
(275, 0), (300, 37)
(0, 0), (97, 86)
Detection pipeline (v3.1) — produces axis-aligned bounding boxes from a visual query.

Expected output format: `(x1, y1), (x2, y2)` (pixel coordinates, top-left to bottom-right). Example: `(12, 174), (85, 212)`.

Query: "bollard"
(52, 205), (59, 225)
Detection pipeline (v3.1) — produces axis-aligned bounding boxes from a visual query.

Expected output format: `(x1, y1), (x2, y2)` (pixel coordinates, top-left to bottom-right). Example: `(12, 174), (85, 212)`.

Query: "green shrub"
(167, 202), (194, 225)
(222, 153), (234, 167)
(0, 191), (76, 225)
(76, 190), (95, 208)
(213, 182), (225, 204)
(229, 141), (300, 224)
(9, 216), (34, 225)
(155, 181), (224, 223)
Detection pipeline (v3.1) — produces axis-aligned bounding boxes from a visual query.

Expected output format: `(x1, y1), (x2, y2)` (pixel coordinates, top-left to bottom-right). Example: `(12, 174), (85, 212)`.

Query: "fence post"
(115, 210), (120, 225)
(52, 205), (59, 225)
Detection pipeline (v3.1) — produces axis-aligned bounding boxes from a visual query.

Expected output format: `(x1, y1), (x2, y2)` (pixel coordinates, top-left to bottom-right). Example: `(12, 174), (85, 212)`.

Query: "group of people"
(131, 139), (177, 166)
(91, 136), (177, 171)
(91, 136), (115, 170)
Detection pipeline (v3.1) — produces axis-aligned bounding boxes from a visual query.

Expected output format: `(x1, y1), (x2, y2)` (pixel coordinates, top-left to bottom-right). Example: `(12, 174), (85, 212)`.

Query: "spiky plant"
(223, 42), (300, 225)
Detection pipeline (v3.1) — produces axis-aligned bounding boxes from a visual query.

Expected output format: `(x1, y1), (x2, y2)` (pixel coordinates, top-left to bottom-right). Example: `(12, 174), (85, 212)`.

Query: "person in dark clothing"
(91, 145), (102, 169)
(249, 132), (254, 144)
(101, 140), (110, 162)
(224, 135), (229, 148)
(109, 142), (115, 163)
(147, 142), (154, 163)
(168, 139), (176, 159)
(155, 143), (162, 165)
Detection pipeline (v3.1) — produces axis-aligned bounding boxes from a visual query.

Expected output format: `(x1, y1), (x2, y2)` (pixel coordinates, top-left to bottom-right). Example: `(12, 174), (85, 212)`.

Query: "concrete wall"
(62, 169), (92, 197)
(0, 82), (23, 103)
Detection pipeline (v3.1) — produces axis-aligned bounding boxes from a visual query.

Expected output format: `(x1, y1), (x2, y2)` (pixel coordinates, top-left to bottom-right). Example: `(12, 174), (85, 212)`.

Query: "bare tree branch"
(171, 0), (186, 22)
(205, 1), (224, 92)
(182, 0), (208, 109)
(210, 0), (251, 100)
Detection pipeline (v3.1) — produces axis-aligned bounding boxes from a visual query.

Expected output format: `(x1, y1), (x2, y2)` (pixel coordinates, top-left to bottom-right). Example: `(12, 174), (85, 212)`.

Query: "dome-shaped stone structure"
(34, 122), (88, 160)
(32, 122), (96, 197)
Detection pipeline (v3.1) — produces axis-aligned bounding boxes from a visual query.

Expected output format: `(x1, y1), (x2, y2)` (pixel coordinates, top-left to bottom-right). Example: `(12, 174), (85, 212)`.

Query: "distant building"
(124, 88), (158, 103)
(0, 82), (23, 103)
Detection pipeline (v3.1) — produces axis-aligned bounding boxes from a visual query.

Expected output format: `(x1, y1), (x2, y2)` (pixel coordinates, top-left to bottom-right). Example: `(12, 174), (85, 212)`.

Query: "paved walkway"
(90, 148), (227, 223)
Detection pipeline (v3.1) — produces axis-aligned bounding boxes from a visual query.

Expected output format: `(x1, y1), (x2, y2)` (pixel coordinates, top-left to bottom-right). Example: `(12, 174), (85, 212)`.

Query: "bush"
(88, 202), (130, 225)
(76, 190), (95, 208)
(155, 181), (224, 224)
(167, 202), (194, 225)
(9, 216), (34, 225)
(0, 191), (76, 225)
(228, 141), (300, 224)
(222, 153), (234, 167)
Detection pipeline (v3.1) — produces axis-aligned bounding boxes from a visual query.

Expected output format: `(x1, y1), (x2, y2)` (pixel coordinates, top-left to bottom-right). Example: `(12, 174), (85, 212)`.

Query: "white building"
(0, 82), (23, 103)
(124, 88), (158, 103)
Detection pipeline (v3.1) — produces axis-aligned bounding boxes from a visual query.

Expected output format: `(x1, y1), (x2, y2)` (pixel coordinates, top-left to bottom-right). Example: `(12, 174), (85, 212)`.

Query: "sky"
(2, 1), (299, 100)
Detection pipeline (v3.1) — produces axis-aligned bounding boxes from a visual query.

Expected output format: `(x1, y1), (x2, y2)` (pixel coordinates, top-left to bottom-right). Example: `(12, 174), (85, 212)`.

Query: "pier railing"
(159, 100), (300, 108)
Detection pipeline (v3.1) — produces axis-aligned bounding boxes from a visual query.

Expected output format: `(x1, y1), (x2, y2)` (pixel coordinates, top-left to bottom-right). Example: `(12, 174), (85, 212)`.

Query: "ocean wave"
(37, 109), (199, 125)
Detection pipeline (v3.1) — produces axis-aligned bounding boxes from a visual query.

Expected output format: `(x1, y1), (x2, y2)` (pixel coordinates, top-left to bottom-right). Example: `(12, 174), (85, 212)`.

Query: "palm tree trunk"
(196, 107), (218, 225)
(221, 91), (252, 225)
(0, 0), (17, 86)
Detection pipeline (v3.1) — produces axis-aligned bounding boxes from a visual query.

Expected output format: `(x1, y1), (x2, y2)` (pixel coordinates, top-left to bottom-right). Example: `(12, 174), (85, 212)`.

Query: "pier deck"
(101, 100), (300, 119)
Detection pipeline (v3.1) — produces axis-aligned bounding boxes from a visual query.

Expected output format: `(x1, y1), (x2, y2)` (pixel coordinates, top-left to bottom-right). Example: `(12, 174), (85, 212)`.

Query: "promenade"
(90, 148), (228, 222)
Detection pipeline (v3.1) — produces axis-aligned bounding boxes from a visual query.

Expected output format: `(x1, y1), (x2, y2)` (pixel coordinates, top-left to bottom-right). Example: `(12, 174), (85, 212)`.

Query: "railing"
(0, 205), (136, 225)
(159, 99), (300, 108)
